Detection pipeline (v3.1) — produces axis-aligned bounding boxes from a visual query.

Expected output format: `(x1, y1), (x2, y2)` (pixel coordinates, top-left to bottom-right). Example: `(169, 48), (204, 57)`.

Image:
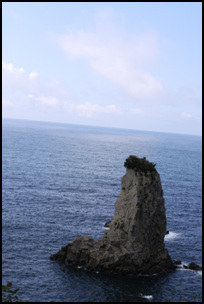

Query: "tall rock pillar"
(50, 155), (175, 275)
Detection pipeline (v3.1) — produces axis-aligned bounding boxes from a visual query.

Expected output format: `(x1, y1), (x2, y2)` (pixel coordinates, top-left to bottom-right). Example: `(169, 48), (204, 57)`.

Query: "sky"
(2, 2), (202, 135)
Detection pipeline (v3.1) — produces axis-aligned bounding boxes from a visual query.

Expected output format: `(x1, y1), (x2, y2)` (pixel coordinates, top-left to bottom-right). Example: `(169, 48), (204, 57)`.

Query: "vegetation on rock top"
(124, 155), (157, 173)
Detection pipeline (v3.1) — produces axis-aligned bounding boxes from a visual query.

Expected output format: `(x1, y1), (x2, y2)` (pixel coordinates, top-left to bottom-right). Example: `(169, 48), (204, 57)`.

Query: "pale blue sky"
(2, 2), (202, 135)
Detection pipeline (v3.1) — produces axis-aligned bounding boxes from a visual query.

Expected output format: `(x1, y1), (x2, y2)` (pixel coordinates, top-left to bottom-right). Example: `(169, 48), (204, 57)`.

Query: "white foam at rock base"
(164, 231), (181, 241)
(176, 262), (202, 275)
(141, 295), (153, 300)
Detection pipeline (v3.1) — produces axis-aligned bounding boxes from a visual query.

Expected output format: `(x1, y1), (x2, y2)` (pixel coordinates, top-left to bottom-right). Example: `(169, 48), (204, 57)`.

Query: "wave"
(176, 262), (202, 275)
(140, 294), (153, 300)
(164, 231), (181, 241)
(102, 224), (110, 230)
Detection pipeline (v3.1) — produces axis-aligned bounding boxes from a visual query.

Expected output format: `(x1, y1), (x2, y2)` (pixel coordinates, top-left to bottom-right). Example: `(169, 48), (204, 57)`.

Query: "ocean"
(2, 118), (202, 302)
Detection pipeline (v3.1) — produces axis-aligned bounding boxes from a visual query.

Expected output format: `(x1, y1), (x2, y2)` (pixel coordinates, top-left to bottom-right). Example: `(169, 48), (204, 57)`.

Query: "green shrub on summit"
(124, 155), (157, 173)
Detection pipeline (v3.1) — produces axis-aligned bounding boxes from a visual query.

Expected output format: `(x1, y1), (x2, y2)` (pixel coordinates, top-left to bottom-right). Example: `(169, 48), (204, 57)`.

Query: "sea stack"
(50, 155), (175, 275)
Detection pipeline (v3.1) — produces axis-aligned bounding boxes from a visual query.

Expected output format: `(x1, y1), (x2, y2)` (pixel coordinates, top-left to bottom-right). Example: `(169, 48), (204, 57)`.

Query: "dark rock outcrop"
(50, 155), (175, 275)
(188, 262), (202, 271)
(183, 262), (202, 271)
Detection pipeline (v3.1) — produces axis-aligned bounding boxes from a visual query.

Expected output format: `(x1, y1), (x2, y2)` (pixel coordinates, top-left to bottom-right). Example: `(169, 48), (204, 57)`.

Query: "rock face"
(50, 155), (175, 275)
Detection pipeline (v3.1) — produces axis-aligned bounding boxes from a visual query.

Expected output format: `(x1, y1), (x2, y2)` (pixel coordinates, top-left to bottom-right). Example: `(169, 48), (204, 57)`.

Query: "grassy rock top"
(124, 155), (157, 174)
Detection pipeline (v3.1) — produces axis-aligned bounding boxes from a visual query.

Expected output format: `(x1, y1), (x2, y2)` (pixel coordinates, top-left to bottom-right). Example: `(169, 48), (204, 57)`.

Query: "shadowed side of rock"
(50, 155), (175, 275)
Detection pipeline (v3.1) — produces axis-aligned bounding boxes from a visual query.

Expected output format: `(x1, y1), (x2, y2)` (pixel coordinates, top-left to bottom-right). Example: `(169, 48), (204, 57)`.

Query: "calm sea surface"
(2, 118), (202, 302)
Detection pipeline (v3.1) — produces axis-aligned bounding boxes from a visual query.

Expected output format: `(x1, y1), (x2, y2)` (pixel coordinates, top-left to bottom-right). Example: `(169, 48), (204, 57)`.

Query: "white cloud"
(75, 102), (121, 117)
(2, 62), (38, 94)
(27, 94), (35, 99)
(28, 94), (59, 107)
(2, 61), (27, 90)
(57, 27), (164, 101)
(181, 112), (192, 118)
(29, 71), (39, 80)
(2, 99), (13, 107)
(2, 61), (67, 111)
(36, 96), (58, 107)
(2, 61), (38, 84)
(2, 61), (25, 74)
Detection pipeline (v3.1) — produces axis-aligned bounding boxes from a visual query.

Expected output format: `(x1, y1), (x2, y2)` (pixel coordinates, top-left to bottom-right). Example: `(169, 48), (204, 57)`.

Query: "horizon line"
(2, 116), (202, 137)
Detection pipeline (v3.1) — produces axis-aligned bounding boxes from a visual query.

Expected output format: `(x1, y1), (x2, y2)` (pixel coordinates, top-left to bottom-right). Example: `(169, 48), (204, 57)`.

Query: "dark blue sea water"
(2, 118), (202, 302)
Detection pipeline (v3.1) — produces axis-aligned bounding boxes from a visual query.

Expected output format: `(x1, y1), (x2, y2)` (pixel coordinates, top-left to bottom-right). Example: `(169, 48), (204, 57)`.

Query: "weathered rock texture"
(50, 155), (175, 275)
